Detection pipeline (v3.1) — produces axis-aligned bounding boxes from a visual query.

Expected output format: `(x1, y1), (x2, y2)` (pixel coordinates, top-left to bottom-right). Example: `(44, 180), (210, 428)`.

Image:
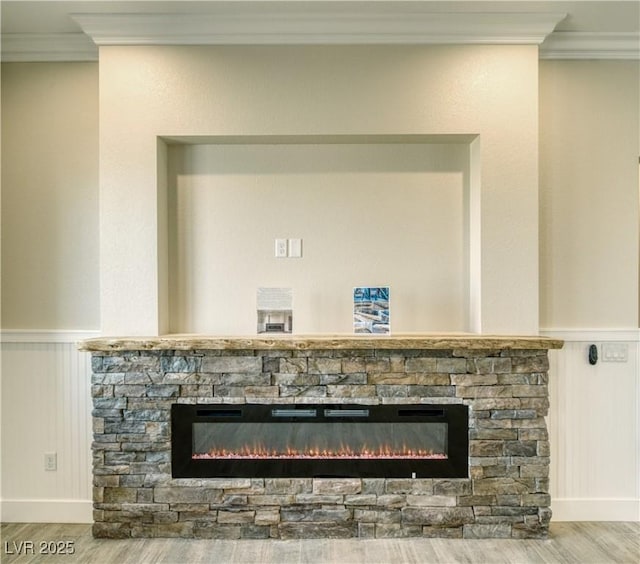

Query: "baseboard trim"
(551, 498), (640, 522)
(1, 330), (101, 344)
(0, 499), (93, 523)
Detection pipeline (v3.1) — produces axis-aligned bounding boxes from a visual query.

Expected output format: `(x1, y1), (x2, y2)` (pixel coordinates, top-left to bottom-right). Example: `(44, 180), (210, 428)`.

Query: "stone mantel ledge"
(79, 333), (563, 353)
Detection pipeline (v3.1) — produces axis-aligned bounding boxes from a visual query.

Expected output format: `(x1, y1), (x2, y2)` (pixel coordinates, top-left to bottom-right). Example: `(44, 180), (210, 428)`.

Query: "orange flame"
(193, 444), (447, 460)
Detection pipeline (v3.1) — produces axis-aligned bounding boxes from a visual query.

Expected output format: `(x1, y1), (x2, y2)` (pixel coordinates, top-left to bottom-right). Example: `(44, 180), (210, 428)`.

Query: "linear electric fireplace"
(171, 403), (469, 479)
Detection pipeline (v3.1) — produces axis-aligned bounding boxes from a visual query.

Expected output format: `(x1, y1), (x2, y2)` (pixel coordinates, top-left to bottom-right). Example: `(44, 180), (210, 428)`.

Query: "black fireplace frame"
(171, 403), (469, 479)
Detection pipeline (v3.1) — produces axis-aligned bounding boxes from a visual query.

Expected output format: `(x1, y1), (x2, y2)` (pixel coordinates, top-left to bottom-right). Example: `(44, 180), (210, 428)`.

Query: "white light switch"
(289, 238), (302, 258)
(275, 239), (287, 258)
(602, 343), (628, 363)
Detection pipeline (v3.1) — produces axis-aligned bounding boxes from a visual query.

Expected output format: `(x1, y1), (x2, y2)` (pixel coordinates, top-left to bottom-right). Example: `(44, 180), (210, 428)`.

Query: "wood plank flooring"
(1, 522), (638, 563)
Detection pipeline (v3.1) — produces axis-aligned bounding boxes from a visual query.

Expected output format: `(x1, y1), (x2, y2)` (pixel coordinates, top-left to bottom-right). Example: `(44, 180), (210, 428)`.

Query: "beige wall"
(2, 57), (638, 334)
(539, 60), (640, 329)
(100, 45), (540, 336)
(168, 142), (469, 334)
(1, 63), (99, 330)
(2, 54), (639, 524)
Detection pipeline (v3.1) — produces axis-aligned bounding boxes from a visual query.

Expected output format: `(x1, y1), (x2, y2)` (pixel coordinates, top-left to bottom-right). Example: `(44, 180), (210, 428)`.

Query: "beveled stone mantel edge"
(79, 333), (564, 352)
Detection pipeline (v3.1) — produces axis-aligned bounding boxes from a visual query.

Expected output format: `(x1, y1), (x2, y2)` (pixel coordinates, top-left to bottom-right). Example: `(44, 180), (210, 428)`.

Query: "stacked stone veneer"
(90, 347), (552, 539)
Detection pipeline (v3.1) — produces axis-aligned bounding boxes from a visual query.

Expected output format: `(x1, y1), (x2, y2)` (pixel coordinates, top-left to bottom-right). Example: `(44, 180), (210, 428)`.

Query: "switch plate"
(289, 238), (302, 258)
(275, 239), (288, 258)
(44, 452), (57, 471)
(602, 343), (628, 363)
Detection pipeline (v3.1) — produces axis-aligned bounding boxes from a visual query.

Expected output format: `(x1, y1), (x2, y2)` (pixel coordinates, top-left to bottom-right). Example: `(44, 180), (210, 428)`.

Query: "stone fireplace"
(82, 334), (562, 539)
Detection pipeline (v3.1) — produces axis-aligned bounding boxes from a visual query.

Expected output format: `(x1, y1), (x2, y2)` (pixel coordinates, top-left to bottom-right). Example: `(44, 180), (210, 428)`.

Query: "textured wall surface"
(168, 142), (468, 334)
(1, 63), (99, 330)
(539, 60), (639, 329)
(99, 45), (539, 335)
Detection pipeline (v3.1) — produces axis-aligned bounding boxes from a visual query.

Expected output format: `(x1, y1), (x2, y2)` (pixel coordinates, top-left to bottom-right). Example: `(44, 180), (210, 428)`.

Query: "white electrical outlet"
(44, 452), (57, 471)
(275, 239), (288, 258)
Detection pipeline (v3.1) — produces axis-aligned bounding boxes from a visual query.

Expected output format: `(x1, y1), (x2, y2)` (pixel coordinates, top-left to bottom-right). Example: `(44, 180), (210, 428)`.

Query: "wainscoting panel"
(2, 330), (638, 523)
(0, 332), (98, 523)
(544, 330), (640, 521)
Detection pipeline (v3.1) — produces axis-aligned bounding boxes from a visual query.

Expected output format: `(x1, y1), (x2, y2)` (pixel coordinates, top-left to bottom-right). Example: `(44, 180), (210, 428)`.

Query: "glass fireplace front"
(171, 404), (468, 478)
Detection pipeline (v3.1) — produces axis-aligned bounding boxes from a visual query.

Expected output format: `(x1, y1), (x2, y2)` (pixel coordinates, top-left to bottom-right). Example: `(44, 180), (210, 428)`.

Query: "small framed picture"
(353, 286), (390, 334)
(257, 288), (293, 334)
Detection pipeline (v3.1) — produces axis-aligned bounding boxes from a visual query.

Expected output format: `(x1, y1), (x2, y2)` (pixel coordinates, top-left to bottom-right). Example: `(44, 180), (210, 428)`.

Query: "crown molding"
(1, 33), (98, 62)
(4, 14), (637, 61)
(71, 11), (565, 46)
(540, 32), (640, 60)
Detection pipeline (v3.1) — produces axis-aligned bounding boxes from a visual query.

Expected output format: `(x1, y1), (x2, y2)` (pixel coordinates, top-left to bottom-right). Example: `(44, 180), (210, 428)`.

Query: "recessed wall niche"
(166, 135), (475, 334)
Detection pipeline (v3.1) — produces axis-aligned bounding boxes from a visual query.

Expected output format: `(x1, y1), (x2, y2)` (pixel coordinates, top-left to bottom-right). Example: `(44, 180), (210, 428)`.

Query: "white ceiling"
(2, 1), (639, 61)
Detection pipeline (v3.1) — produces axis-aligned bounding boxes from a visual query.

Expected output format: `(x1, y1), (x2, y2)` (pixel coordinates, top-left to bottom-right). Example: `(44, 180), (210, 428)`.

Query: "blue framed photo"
(353, 286), (390, 334)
